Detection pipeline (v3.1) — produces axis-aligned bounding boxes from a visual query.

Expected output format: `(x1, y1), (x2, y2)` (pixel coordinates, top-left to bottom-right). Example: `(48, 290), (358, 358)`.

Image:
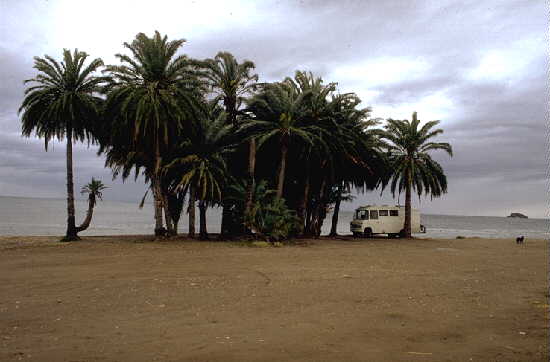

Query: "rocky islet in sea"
(507, 212), (528, 219)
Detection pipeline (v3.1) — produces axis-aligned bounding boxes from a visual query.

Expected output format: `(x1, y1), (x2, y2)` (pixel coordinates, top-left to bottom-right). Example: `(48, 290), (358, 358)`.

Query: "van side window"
(369, 210), (378, 220)
(390, 210), (399, 216)
(379, 210), (388, 216)
(356, 210), (369, 220)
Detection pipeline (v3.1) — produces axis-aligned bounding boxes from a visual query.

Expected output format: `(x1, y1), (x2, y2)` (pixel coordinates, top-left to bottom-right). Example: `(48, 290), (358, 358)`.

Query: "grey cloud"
(0, 49), (34, 134)
(0, 0), (546, 217)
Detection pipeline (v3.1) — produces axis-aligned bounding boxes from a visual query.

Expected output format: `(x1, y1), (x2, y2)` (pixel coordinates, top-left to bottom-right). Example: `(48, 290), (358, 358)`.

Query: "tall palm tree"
(165, 101), (234, 240)
(276, 73), (334, 235)
(77, 178), (107, 233)
(103, 31), (203, 236)
(379, 112), (453, 238)
(245, 80), (325, 198)
(19, 49), (104, 241)
(200, 52), (258, 236)
(324, 92), (385, 236)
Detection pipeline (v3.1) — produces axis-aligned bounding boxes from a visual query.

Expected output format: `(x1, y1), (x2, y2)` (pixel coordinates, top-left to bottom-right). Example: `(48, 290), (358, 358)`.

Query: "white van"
(350, 205), (425, 238)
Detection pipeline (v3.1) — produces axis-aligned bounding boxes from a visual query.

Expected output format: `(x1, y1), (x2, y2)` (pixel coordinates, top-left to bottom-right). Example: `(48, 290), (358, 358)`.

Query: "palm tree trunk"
(75, 196), (94, 233)
(404, 170), (412, 238)
(244, 138), (256, 218)
(224, 97), (238, 126)
(310, 178), (326, 239)
(318, 203), (328, 237)
(153, 140), (165, 236)
(170, 192), (185, 235)
(276, 141), (288, 199)
(188, 186), (196, 238)
(199, 200), (208, 240)
(64, 125), (78, 241)
(329, 184), (342, 237)
(152, 181), (165, 236)
(162, 192), (174, 236)
(220, 200), (231, 239)
(305, 205), (312, 237)
(297, 172), (310, 236)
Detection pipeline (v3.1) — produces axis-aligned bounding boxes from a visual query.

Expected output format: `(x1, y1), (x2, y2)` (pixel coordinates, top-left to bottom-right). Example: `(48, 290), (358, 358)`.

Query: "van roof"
(355, 205), (418, 211)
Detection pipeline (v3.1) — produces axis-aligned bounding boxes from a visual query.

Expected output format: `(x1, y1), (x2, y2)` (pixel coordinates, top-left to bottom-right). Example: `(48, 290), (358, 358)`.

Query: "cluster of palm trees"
(19, 31), (452, 241)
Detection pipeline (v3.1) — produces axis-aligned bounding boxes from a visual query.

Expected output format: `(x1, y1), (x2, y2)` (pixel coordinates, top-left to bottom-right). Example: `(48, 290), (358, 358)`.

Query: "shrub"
(253, 196), (300, 242)
(240, 181), (299, 242)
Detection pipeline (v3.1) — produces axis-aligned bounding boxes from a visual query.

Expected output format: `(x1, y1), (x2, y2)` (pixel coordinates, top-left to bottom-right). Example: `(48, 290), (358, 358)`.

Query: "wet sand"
(0, 235), (547, 361)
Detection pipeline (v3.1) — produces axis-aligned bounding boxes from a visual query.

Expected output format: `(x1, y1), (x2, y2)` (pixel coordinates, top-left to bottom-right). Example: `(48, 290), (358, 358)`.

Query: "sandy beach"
(0, 235), (547, 361)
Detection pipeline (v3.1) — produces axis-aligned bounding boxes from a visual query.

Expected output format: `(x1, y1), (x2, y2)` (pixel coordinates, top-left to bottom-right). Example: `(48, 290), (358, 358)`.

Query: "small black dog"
(516, 236), (525, 244)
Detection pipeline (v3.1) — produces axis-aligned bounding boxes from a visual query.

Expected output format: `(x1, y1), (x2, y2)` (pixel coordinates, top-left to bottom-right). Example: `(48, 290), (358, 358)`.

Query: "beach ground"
(0, 235), (547, 362)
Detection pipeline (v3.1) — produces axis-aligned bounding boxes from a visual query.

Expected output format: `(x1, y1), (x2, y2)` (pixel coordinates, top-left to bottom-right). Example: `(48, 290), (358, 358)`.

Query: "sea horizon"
(0, 194), (546, 221)
(0, 195), (548, 239)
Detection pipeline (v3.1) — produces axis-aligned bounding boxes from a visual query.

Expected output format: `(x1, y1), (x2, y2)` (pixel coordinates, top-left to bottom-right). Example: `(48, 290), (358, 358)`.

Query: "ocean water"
(0, 196), (548, 239)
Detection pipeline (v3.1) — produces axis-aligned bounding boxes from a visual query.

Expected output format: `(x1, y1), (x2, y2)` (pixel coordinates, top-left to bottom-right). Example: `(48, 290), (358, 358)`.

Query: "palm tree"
(201, 51), (258, 126)
(287, 71), (335, 233)
(165, 101), (235, 240)
(19, 49), (104, 241)
(324, 93), (385, 236)
(166, 189), (186, 235)
(245, 80), (325, 198)
(328, 184), (355, 237)
(76, 178), (107, 233)
(200, 52), (258, 236)
(379, 112), (453, 238)
(103, 31), (203, 236)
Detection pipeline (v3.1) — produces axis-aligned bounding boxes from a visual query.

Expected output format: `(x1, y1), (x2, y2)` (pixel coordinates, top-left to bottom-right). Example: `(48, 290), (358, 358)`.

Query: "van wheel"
(399, 229), (406, 238)
(364, 228), (373, 238)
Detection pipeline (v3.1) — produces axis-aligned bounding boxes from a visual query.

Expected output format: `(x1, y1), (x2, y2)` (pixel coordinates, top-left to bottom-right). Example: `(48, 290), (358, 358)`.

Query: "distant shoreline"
(0, 195), (550, 221)
(0, 195), (547, 220)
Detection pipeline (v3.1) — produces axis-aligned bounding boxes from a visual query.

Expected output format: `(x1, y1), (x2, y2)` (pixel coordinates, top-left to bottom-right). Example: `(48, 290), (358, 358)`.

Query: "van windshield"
(355, 210), (369, 220)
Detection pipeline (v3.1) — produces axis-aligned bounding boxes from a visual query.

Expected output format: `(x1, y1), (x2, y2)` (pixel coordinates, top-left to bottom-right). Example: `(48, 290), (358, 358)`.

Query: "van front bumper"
(350, 222), (364, 233)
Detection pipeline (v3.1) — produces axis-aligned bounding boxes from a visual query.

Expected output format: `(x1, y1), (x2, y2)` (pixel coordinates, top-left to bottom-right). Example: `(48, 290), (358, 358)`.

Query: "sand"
(0, 235), (547, 361)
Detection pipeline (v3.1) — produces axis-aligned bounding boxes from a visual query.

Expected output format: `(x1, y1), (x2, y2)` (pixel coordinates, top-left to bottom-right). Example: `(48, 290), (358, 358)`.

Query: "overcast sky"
(0, 0), (547, 218)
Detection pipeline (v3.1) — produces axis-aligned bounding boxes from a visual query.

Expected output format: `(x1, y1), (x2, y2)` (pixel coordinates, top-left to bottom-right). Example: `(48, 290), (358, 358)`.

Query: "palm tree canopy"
(325, 92), (386, 191)
(244, 79), (325, 150)
(164, 100), (235, 203)
(19, 49), (105, 149)
(286, 71), (338, 159)
(200, 51), (258, 125)
(288, 71), (336, 121)
(380, 112), (453, 198)
(81, 178), (107, 207)
(103, 31), (204, 158)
